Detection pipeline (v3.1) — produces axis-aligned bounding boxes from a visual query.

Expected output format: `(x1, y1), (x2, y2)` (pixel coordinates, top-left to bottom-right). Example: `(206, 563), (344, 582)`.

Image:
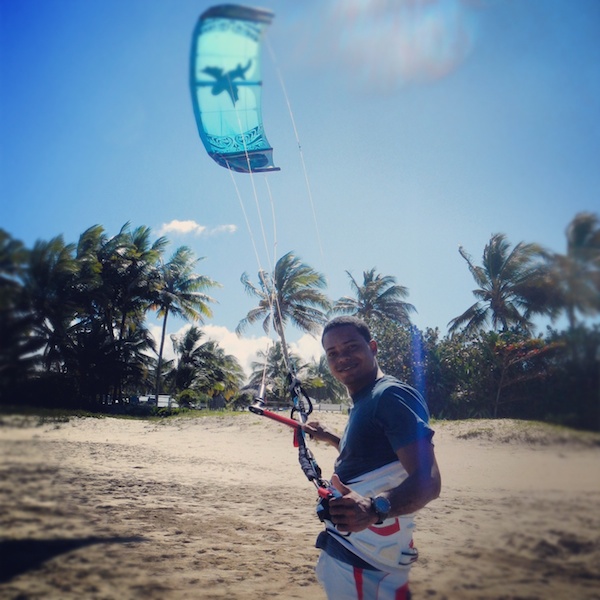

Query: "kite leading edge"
(190, 4), (280, 173)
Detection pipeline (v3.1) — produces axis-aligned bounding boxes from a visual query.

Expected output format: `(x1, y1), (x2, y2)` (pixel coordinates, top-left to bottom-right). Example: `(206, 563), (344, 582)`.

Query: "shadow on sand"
(0, 536), (146, 583)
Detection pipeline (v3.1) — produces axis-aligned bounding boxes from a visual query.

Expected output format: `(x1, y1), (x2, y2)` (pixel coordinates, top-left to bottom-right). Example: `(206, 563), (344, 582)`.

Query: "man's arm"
(384, 438), (441, 515)
(326, 438), (441, 533)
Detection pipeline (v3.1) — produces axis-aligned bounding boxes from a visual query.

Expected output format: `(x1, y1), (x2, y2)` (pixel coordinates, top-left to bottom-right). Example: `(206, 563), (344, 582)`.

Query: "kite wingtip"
(214, 151), (280, 174)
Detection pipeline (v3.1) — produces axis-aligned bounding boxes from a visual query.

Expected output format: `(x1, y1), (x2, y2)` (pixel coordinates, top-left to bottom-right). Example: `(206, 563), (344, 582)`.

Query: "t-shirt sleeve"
(375, 386), (434, 452)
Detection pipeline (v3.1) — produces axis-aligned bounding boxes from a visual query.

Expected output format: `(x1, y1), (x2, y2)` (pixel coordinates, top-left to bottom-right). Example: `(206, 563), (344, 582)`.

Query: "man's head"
(321, 316), (372, 345)
(321, 316), (380, 395)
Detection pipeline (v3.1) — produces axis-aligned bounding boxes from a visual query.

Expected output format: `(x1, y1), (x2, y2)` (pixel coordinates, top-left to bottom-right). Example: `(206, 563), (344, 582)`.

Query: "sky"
(1, 0), (599, 374)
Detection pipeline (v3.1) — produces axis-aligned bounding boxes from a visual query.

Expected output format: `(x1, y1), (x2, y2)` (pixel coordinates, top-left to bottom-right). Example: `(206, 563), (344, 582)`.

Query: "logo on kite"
(203, 60), (253, 105)
(190, 5), (280, 173)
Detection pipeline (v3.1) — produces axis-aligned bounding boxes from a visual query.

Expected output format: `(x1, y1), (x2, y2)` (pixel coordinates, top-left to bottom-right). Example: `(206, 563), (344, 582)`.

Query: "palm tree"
(117, 325), (157, 398)
(169, 326), (243, 402)
(449, 233), (552, 335)
(0, 230), (40, 399)
(116, 225), (168, 340)
(0, 229), (28, 309)
(236, 251), (330, 367)
(193, 339), (244, 401)
(169, 326), (205, 391)
(74, 223), (168, 401)
(246, 341), (304, 405)
(304, 355), (348, 403)
(110, 225), (168, 401)
(20, 235), (79, 371)
(332, 268), (415, 327)
(152, 247), (219, 403)
(76, 223), (168, 341)
(549, 212), (600, 329)
(62, 319), (116, 403)
(75, 224), (129, 340)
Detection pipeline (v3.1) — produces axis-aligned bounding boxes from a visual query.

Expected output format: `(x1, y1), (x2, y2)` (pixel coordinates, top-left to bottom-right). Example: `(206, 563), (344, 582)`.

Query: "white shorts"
(315, 551), (411, 600)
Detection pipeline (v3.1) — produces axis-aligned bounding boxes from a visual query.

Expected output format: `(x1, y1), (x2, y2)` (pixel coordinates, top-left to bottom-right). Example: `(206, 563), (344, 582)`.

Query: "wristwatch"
(370, 495), (391, 524)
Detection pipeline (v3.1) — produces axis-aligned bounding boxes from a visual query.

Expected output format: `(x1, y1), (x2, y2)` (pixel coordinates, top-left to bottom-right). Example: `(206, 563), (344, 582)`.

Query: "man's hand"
(327, 474), (378, 532)
(301, 421), (341, 449)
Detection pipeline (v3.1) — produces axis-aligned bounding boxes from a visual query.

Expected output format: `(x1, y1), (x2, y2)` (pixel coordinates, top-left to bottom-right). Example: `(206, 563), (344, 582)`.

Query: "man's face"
(322, 325), (378, 395)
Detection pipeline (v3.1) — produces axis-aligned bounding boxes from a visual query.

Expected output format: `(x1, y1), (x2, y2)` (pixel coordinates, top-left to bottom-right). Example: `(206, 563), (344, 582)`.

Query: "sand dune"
(1, 412), (599, 599)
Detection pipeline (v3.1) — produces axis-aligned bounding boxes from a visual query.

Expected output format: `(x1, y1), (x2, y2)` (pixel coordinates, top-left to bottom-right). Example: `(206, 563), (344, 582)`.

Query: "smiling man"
(303, 316), (441, 600)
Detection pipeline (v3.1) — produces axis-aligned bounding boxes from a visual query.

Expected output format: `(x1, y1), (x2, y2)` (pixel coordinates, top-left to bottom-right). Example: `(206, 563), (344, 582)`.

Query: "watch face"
(374, 496), (391, 516)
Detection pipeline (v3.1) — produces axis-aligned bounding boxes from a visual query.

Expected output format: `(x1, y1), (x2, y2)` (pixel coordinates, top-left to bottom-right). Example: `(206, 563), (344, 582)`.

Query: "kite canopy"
(190, 4), (280, 173)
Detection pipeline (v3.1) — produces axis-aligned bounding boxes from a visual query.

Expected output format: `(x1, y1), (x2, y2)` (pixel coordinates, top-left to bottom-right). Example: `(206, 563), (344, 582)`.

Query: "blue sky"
(1, 0), (599, 372)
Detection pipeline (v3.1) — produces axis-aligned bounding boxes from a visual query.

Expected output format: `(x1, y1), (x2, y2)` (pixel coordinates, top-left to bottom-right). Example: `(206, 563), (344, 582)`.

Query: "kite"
(189, 4), (280, 173)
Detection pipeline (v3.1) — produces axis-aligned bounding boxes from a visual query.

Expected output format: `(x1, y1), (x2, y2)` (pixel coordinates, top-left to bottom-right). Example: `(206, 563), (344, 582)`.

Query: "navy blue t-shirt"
(334, 375), (433, 483)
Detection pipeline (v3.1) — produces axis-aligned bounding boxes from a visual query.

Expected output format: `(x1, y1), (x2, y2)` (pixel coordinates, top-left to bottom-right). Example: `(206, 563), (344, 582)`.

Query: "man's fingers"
(331, 474), (352, 496)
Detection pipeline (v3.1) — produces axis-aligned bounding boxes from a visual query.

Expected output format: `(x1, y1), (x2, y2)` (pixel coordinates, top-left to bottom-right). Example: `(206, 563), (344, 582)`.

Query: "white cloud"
(206, 327), (325, 375)
(158, 219), (206, 236)
(157, 220), (237, 237)
(149, 323), (271, 377)
(208, 224), (238, 235)
(202, 324), (271, 375)
(148, 323), (324, 379)
(290, 333), (324, 365)
(146, 323), (171, 363)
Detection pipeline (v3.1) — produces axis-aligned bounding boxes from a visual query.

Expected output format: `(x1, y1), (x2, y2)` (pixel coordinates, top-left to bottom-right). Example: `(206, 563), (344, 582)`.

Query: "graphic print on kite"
(190, 5), (280, 173)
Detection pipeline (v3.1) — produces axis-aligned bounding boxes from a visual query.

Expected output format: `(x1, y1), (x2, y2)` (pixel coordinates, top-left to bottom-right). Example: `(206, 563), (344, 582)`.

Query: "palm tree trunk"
(275, 320), (292, 373)
(494, 363), (506, 418)
(155, 310), (169, 405)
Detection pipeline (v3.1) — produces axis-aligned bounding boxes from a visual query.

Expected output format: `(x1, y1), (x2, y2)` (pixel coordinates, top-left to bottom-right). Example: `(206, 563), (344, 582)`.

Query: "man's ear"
(369, 339), (378, 355)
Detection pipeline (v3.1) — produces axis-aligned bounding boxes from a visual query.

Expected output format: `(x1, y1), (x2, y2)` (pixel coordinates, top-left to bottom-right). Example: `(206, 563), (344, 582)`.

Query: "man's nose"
(336, 354), (352, 367)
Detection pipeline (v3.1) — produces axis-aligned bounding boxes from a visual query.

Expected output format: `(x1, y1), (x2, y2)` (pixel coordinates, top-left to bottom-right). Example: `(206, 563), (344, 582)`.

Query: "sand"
(1, 411), (599, 600)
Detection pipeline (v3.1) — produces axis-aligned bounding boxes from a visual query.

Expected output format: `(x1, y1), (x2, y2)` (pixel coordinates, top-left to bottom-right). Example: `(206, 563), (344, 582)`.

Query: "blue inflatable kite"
(190, 4), (280, 173)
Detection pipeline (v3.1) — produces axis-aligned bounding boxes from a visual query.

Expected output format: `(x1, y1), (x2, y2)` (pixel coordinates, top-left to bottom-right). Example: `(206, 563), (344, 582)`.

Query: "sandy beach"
(1, 411), (599, 600)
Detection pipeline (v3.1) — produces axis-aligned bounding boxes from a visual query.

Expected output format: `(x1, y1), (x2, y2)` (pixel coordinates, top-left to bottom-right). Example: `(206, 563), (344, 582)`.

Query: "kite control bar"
(248, 398), (301, 430)
(248, 379), (310, 431)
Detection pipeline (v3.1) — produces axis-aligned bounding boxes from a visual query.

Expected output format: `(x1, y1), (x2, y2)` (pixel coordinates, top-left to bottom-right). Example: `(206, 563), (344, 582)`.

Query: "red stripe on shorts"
(353, 567), (364, 600)
(395, 582), (410, 600)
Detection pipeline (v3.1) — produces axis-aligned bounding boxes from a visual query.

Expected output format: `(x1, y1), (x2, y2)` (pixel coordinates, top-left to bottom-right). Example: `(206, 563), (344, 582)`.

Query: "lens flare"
(326, 0), (480, 90)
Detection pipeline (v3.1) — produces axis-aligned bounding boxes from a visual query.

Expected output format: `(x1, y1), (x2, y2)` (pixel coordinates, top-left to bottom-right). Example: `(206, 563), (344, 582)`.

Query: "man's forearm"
(383, 464), (441, 517)
(322, 430), (341, 450)
(303, 422), (341, 450)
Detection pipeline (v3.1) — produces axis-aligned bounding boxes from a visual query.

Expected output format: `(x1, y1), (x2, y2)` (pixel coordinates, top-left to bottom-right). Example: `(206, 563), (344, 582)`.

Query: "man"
(303, 316), (441, 600)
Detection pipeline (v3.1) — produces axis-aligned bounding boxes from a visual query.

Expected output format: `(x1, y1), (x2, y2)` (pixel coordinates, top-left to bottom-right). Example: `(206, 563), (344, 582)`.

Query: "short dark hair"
(321, 316), (372, 345)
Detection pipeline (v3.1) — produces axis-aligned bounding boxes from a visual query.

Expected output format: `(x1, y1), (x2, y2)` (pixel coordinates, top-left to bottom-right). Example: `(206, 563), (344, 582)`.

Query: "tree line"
(1, 213), (599, 430)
